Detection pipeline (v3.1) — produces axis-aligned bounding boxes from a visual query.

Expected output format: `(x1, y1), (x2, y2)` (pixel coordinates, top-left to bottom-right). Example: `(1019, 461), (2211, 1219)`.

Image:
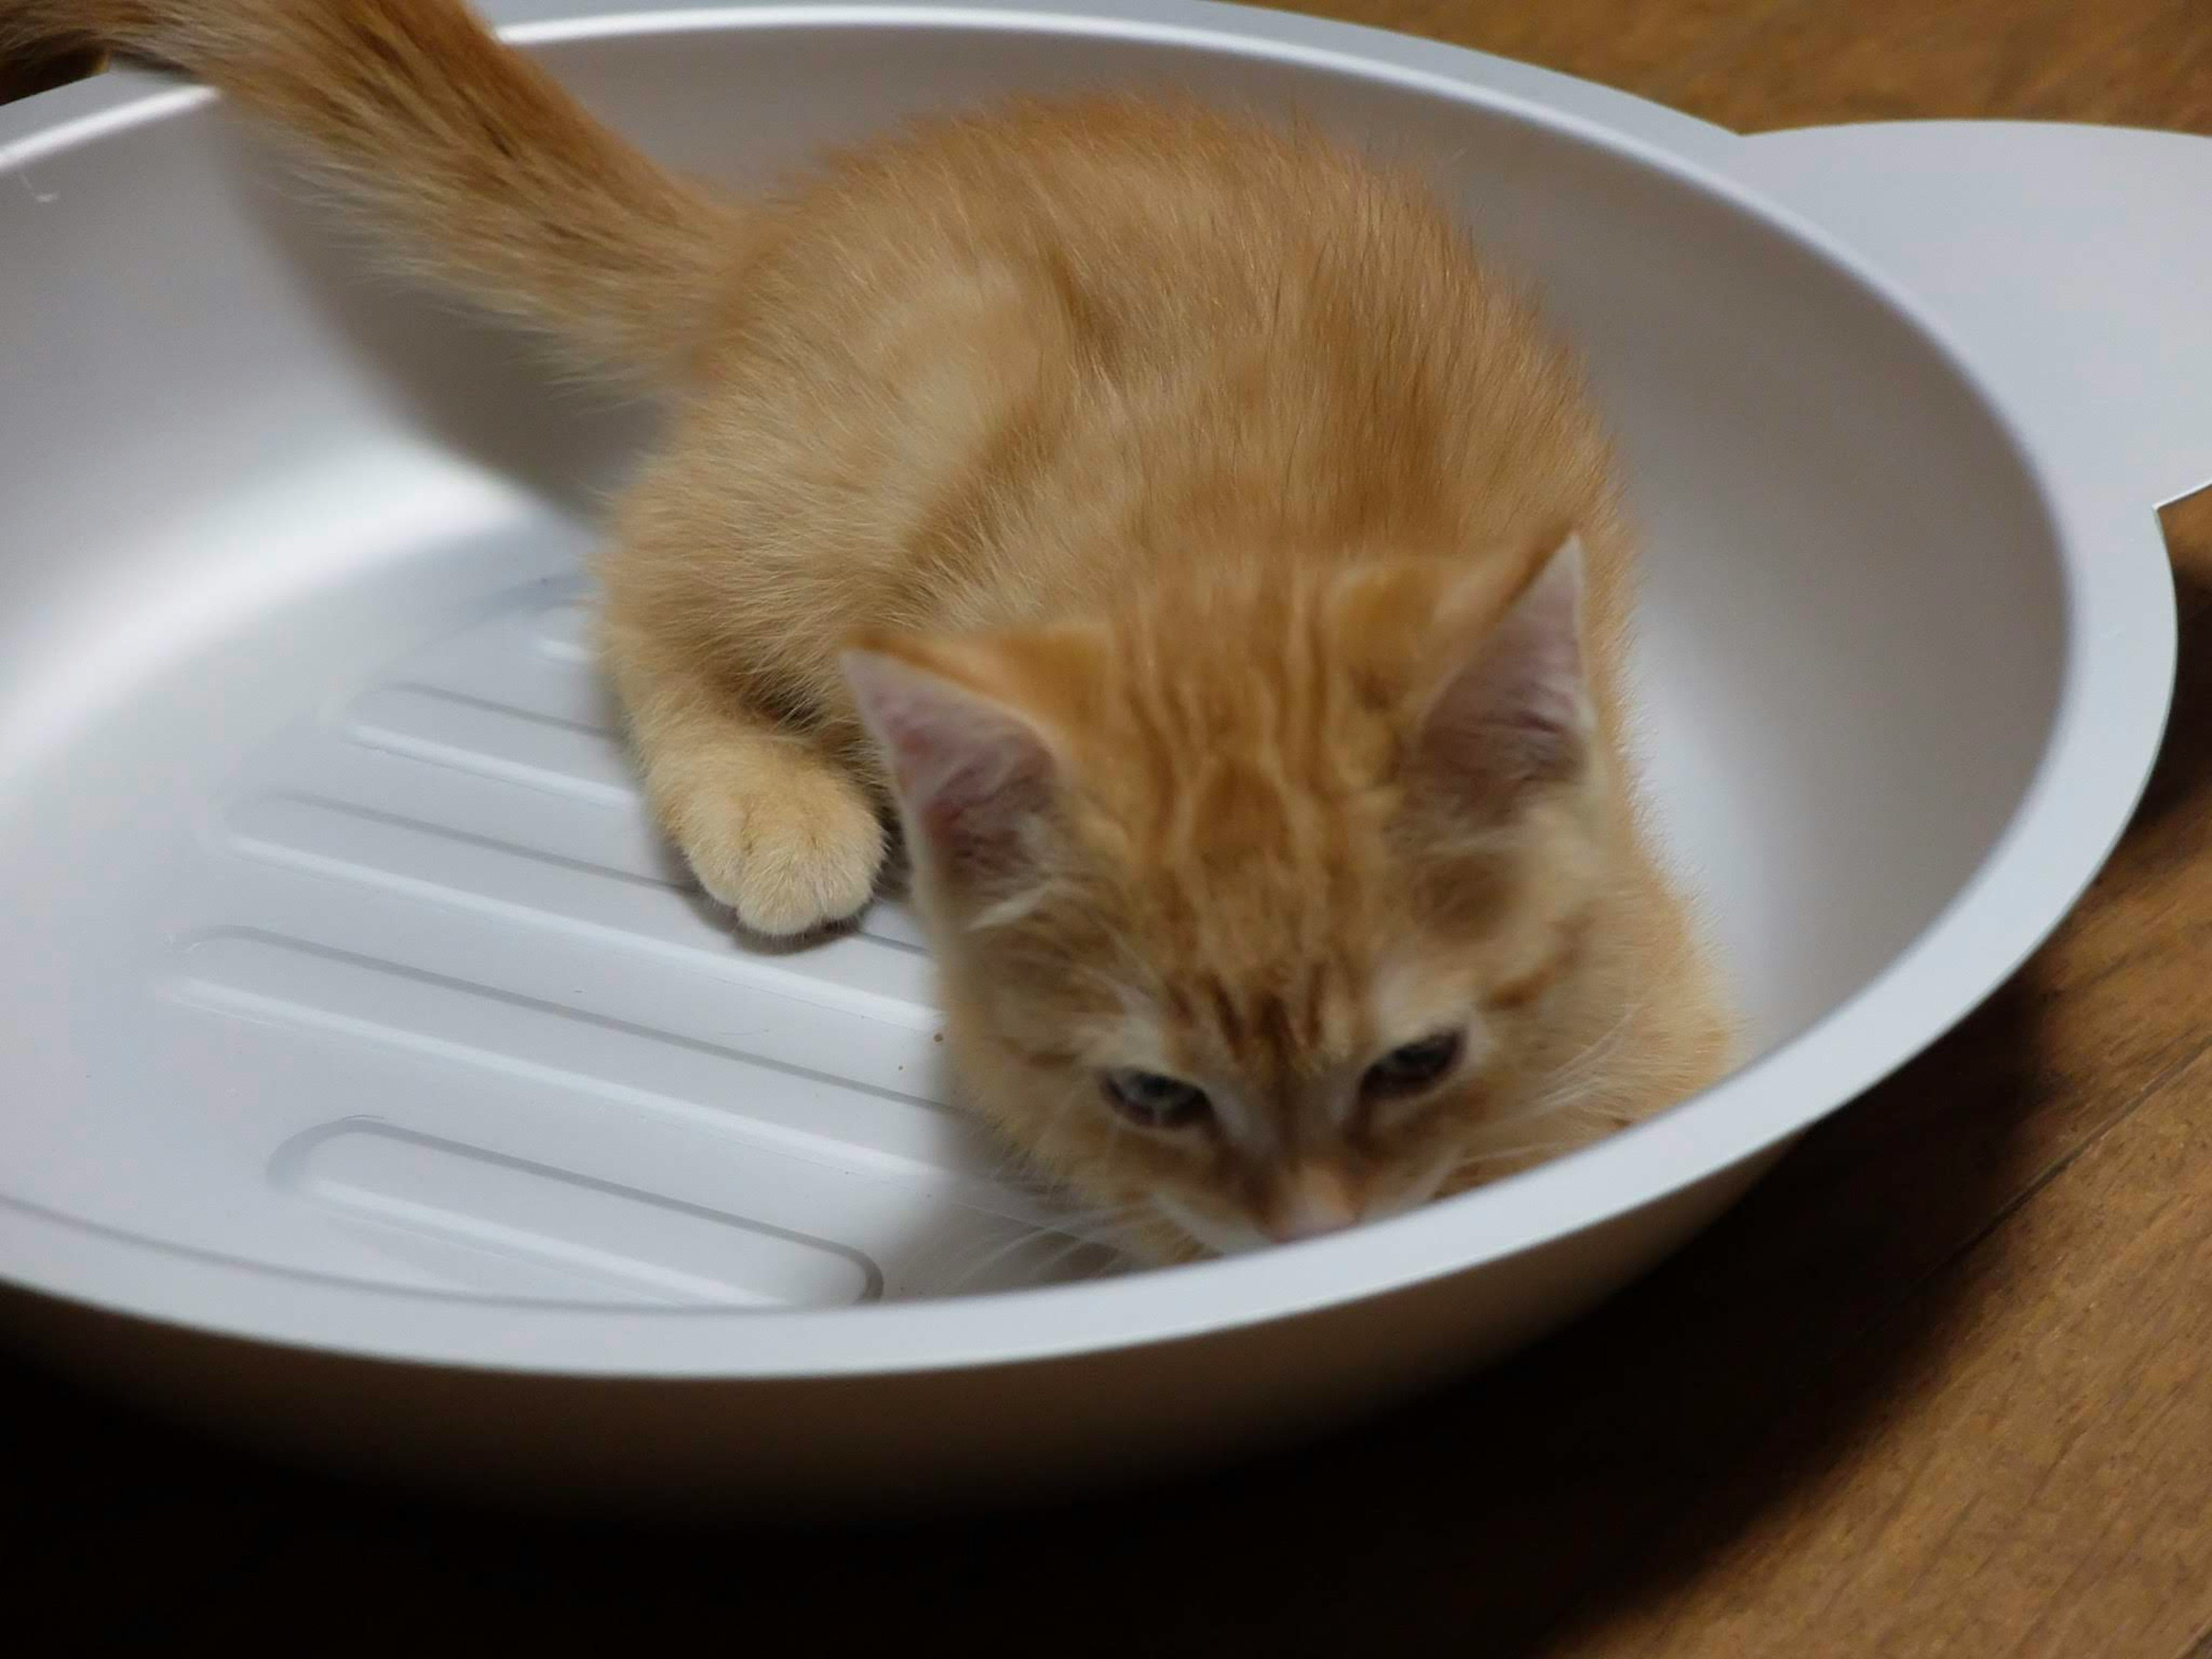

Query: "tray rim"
(0, 1), (2174, 1380)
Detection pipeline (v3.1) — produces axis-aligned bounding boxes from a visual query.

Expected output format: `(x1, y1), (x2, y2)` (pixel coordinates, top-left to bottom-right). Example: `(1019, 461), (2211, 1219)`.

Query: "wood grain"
(1266, 0), (1796, 93)
(1665, 0), (2212, 133)
(1578, 1052), (2212, 1658)
(3, 2), (2211, 1654)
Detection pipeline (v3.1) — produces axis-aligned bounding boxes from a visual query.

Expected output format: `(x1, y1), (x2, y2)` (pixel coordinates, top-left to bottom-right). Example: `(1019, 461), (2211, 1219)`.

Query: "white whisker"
(941, 1225), (1066, 1293)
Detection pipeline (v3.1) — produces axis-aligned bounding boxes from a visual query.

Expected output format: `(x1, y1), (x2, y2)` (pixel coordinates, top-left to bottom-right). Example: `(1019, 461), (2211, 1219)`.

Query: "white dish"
(0, 2), (2202, 1507)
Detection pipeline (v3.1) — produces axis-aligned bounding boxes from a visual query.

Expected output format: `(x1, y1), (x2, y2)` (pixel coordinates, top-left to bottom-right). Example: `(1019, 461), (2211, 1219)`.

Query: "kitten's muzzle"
(1262, 1163), (1361, 1242)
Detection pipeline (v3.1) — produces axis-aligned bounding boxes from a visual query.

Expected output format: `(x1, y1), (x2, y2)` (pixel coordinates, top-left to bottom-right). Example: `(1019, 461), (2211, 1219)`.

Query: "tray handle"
(1728, 121), (2212, 512)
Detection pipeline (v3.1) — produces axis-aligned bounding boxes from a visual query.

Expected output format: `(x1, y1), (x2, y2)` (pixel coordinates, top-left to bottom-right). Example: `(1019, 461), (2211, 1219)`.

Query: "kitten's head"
(844, 533), (1615, 1260)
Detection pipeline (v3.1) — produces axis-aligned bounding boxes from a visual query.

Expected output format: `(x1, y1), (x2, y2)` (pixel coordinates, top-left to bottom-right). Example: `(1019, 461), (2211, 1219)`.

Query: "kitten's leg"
(619, 660), (885, 937)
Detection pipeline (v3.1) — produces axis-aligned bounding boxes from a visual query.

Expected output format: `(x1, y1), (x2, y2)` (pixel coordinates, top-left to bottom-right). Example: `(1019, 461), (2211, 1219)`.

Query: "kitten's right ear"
(1421, 531), (1592, 790)
(840, 642), (1062, 887)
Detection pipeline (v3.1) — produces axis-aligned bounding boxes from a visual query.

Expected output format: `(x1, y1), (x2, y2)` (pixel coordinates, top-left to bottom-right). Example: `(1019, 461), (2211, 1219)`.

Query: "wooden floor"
(5, 3), (2211, 1653)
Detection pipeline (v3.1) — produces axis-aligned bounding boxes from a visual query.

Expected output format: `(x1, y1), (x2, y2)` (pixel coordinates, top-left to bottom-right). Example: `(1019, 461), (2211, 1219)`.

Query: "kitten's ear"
(1418, 533), (1594, 796)
(840, 640), (1062, 884)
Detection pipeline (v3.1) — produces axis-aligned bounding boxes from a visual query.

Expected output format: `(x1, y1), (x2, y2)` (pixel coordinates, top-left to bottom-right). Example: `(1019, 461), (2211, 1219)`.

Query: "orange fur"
(14, 0), (1738, 1259)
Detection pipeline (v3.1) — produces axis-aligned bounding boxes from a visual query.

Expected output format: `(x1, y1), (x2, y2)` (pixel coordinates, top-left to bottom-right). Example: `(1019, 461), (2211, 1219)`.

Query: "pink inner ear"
(840, 649), (1058, 878)
(1423, 535), (1592, 787)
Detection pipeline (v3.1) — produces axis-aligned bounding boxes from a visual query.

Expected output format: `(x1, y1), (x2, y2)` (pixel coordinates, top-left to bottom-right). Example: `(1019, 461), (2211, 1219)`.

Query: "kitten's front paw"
(680, 769), (887, 937)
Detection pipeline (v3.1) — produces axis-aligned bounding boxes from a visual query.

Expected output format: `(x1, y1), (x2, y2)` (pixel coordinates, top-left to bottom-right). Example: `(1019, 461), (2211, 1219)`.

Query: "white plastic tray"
(0, 2), (2202, 1508)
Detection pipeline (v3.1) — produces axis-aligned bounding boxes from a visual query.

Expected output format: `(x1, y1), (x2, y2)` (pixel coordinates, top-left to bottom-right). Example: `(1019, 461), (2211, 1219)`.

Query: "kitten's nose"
(1267, 1165), (1360, 1241)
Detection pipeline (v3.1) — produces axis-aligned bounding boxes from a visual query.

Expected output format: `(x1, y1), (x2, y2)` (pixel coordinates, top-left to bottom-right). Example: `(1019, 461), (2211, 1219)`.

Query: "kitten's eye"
(1101, 1069), (1213, 1130)
(1361, 1031), (1465, 1100)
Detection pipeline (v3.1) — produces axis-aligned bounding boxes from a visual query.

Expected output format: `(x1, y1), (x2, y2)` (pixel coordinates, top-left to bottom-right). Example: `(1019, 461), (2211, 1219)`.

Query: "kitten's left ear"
(1418, 532), (1594, 794)
(840, 637), (1066, 888)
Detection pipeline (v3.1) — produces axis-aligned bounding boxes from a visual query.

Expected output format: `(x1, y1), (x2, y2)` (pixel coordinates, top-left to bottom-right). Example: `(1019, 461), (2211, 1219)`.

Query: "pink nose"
(1267, 1168), (1361, 1241)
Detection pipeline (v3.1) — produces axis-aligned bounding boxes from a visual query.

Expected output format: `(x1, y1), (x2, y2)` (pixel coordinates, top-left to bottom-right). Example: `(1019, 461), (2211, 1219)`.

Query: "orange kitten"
(10, 0), (1738, 1260)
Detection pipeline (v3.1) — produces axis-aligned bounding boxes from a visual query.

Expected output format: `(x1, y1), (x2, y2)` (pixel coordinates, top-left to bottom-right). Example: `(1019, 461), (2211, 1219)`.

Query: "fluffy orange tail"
(2, 0), (738, 378)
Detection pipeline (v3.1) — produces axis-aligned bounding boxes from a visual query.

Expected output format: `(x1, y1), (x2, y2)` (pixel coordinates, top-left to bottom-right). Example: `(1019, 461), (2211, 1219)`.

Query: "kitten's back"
(622, 99), (1630, 747)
